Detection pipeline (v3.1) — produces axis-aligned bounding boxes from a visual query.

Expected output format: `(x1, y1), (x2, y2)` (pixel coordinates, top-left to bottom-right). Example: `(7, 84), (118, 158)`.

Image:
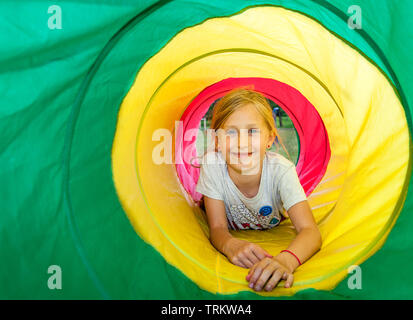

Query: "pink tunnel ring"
(175, 77), (331, 203)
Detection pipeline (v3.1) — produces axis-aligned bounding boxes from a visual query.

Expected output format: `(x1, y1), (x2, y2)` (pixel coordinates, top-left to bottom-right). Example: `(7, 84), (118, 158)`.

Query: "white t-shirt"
(195, 150), (307, 230)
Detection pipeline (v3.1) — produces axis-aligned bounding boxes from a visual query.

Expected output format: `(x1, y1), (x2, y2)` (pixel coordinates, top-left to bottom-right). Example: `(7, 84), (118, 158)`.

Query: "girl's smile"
(231, 151), (254, 158)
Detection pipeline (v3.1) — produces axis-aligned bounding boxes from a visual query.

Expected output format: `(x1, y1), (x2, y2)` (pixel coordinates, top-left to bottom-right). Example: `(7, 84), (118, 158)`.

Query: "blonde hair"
(209, 88), (291, 160)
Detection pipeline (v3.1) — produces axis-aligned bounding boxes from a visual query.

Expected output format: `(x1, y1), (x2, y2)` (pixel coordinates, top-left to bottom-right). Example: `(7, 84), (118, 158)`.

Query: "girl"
(195, 88), (322, 292)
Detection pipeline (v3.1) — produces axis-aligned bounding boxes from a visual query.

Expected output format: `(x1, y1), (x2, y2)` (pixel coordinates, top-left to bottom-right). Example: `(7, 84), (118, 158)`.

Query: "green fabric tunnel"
(0, 0), (412, 299)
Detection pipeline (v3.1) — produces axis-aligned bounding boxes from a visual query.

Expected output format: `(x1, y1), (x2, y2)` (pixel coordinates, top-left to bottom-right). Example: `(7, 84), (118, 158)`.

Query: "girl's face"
(216, 103), (276, 175)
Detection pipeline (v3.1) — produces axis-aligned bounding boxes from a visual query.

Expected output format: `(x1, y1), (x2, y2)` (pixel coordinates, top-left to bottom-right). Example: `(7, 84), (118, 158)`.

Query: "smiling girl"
(195, 88), (322, 292)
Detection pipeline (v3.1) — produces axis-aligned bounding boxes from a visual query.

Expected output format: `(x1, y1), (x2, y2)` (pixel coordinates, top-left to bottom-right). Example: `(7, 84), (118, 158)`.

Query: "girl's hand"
(223, 238), (273, 268)
(245, 254), (299, 291)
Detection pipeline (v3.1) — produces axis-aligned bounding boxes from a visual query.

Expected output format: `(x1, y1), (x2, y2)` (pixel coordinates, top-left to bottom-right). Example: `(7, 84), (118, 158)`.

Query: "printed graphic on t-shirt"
(259, 205), (272, 216)
(228, 203), (280, 230)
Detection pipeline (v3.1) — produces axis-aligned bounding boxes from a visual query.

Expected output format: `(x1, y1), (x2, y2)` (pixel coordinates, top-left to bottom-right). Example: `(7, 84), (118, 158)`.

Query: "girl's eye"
(226, 129), (237, 135)
(249, 129), (259, 134)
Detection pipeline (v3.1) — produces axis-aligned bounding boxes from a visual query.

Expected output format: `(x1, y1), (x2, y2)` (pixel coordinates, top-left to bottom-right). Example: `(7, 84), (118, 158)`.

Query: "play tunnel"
(1, 0), (412, 299)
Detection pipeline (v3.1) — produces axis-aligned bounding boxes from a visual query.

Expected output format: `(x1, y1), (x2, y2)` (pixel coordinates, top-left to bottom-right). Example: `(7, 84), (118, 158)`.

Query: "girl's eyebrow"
(224, 124), (259, 128)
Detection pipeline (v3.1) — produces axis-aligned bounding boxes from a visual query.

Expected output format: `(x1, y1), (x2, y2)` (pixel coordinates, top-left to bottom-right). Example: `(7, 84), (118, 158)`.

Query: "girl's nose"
(238, 130), (250, 147)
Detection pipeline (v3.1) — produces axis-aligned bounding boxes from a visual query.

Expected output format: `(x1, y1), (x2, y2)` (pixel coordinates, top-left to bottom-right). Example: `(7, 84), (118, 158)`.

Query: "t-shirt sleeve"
(278, 164), (307, 211)
(195, 161), (224, 201)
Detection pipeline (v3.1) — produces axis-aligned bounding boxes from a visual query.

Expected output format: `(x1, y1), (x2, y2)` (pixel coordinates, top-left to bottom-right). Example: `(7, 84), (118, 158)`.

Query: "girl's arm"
(203, 195), (233, 254)
(246, 200), (322, 291)
(204, 196), (272, 268)
(276, 200), (322, 271)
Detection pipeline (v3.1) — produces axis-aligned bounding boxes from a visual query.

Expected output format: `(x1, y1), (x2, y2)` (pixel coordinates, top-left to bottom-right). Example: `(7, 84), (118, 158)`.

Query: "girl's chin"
(227, 152), (260, 163)
(232, 163), (261, 175)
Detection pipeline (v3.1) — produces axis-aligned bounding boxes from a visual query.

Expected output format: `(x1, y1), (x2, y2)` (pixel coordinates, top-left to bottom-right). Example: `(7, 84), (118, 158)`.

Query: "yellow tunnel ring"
(111, 6), (409, 296)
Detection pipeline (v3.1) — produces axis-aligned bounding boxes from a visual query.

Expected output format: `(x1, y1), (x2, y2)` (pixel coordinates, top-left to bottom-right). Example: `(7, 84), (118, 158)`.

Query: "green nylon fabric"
(0, 0), (412, 299)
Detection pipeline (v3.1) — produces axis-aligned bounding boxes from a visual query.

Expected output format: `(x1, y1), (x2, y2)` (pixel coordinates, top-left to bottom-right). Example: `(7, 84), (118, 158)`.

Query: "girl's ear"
(268, 129), (277, 146)
(213, 130), (220, 152)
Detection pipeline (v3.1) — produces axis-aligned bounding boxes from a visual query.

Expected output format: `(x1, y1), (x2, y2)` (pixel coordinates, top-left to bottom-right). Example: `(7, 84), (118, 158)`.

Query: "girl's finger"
(245, 250), (260, 265)
(246, 262), (258, 281)
(238, 253), (254, 268)
(249, 259), (273, 286)
(242, 256), (255, 268)
(264, 269), (284, 292)
(233, 257), (248, 269)
(284, 273), (294, 288)
(246, 267), (256, 282)
(248, 264), (256, 275)
(252, 246), (272, 261)
(254, 266), (276, 291)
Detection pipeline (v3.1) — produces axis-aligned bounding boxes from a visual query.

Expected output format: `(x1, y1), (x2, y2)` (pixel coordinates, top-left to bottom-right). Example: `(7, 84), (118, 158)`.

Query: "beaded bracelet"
(280, 249), (302, 266)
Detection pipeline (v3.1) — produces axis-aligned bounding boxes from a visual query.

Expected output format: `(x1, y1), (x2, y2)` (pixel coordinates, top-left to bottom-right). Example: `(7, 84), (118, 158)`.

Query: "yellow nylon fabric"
(111, 7), (409, 296)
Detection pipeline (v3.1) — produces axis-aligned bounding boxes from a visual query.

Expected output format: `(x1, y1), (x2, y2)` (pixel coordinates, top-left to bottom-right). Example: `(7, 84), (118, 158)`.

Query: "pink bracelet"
(280, 249), (302, 266)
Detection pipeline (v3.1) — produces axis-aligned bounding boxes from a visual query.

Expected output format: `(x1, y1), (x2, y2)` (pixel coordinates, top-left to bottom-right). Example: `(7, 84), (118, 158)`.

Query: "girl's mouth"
(231, 152), (254, 158)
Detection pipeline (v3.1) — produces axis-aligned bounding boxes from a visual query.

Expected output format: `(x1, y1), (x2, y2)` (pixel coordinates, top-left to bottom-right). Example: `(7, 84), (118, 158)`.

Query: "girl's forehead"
(223, 104), (266, 128)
